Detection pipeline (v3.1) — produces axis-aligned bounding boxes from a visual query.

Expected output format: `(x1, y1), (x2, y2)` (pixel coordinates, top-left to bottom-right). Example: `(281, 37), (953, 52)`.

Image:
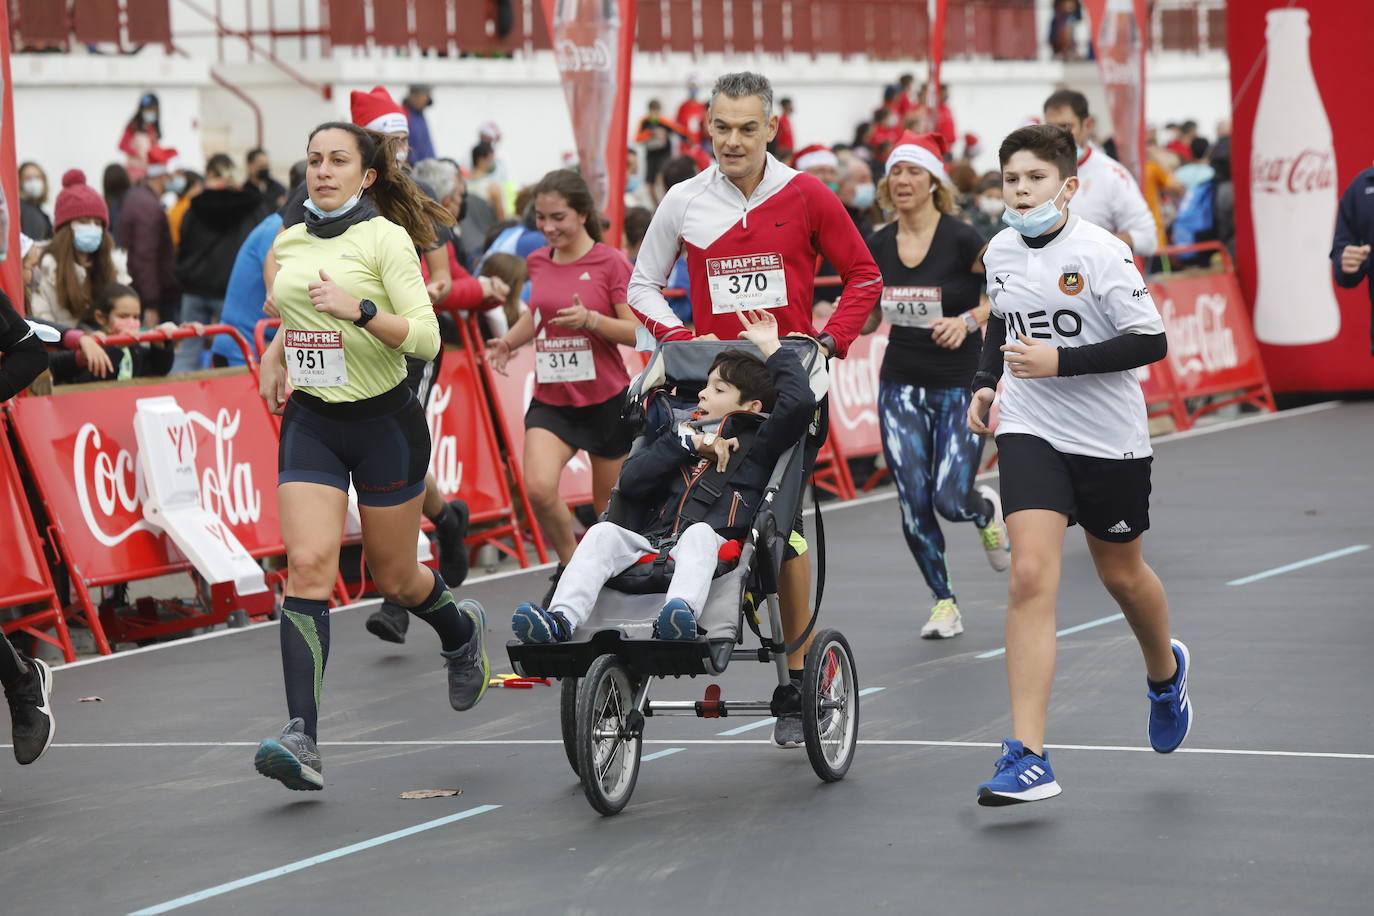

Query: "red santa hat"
(794, 144), (839, 172)
(885, 131), (952, 186)
(350, 86), (408, 136)
(146, 146), (179, 178)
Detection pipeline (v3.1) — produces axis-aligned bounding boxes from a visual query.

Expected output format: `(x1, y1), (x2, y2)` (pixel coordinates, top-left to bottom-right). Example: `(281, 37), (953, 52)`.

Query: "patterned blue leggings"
(878, 380), (991, 602)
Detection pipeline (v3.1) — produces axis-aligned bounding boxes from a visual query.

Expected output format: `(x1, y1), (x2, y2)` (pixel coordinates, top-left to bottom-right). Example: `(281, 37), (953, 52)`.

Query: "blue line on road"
(1226, 544), (1370, 586)
(642, 747), (685, 761)
(858, 687), (886, 697)
(976, 614), (1126, 659)
(128, 804), (501, 915)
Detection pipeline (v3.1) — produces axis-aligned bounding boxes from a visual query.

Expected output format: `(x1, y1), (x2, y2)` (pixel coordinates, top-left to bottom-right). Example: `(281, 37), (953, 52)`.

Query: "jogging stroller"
(506, 338), (860, 815)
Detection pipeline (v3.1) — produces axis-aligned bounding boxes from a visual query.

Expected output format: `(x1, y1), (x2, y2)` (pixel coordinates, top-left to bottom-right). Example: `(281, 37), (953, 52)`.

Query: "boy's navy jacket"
(616, 347), (815, 543)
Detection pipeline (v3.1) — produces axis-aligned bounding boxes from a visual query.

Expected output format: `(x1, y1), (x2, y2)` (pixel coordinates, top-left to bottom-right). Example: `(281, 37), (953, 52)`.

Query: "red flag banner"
(1082, 0), (1148, 185)
(0, 4), (22, 306)
(925, 0), (946, 129)
(542, 0), (636, 248)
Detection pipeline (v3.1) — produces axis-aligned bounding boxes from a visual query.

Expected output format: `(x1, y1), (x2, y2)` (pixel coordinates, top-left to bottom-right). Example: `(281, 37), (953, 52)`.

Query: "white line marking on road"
(976, 613), (1126, 659)
(126, 804), (501, 915)
(1226, 544), (1370, 586)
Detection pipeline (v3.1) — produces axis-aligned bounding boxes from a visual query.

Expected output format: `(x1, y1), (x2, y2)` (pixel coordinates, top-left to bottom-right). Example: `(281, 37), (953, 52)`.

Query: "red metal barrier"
(0, 415), (75, 661)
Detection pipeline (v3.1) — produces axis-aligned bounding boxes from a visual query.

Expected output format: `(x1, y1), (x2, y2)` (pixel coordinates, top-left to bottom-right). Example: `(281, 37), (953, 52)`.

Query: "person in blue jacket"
(1331, 163), (1374, 354)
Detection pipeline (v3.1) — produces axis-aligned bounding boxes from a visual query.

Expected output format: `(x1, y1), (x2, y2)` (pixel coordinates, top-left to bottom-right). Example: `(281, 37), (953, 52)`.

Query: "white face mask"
(304, 176), (368, 220)
(977, 196), (1004, 217)
(22, 177), (44, 200)
(851, 183), (876, 209)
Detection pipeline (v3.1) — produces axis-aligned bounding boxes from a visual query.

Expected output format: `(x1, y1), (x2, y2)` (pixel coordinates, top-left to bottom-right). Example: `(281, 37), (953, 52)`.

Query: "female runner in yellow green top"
(252, 122), (489, 792)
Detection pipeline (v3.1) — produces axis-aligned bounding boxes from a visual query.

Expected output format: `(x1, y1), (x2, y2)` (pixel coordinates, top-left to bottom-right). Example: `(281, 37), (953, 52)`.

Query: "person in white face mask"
(26, 169), (131, 327)
(18, 162), (53, 241)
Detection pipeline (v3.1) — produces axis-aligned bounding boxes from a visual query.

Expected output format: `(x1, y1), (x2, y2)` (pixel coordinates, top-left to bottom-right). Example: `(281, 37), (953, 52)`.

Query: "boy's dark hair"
(94, 283), (140, 315)
(661, 155), (699, 191)
(998, 124), (1078, 179)
(1043, 88), (1090, 122)
(709, 349), (777, 412)
(623, 206), (653, 248)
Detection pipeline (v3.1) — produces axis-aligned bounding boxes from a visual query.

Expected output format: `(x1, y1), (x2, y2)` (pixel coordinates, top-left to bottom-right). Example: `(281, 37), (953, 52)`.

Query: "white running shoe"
(976, 485), (1011, 572)
(920, 598), (964, 639)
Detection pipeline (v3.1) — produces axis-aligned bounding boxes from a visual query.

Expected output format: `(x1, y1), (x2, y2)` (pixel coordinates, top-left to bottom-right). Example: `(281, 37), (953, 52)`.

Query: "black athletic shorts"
(403, 349), (444, 409)
(525, 388), (635, 459)
(279, 382), (430, 507)
(995, 433), (1151, 543)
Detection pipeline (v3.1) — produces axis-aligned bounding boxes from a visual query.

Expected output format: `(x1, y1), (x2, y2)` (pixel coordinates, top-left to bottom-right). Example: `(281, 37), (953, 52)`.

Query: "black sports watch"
(354, 298), (378, 328)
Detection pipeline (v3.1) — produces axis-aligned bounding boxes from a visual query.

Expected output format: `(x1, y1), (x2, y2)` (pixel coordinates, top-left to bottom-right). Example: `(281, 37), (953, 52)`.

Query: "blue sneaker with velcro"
(654, 598), (698, 640)
(511, 603), (571, 644)
(1148, 638), (1193, 753)
(977, 739), (1062, 806)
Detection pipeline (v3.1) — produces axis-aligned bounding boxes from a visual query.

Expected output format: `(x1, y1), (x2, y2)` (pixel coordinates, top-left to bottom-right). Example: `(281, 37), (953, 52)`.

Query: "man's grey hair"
(412, 157), (457, 201)
(709, 71), (773, 119)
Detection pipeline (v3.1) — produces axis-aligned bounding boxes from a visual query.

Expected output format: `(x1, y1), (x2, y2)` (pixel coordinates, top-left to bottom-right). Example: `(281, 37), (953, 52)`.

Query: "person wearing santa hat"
(118, 146), (179, 325)
(628, 70), (882, 750)
(862, 131), (1009, 642)
(794, 144), (840, 193)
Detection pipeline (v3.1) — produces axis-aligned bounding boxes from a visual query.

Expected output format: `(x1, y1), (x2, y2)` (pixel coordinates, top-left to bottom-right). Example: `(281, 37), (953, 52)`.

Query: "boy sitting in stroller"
(511, 308), (816, 643)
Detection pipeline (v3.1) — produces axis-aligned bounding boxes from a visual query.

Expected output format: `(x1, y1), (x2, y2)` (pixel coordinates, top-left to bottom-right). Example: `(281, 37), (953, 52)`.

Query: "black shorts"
(279, 383), (430, 507)
(995, 433), (1151, 542)
(785, 393), (830, 560)
(526, 389), (635, 459)
(403, 349), (444, 409)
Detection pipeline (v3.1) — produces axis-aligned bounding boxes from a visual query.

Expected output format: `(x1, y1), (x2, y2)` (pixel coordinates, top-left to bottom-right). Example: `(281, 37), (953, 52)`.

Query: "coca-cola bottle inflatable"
(1249, 7), (1341, 346)
(552, 0), (620, 215)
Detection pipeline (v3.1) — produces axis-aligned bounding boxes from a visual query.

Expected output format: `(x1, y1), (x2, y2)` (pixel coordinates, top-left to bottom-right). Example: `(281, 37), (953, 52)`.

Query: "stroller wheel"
(802, 629), (859, 782)
(576, 654), (643, 816)
(560, 675), (580, 777)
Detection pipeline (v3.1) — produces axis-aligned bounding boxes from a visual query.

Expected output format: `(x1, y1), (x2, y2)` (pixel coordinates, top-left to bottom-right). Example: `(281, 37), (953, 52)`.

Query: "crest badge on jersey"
(1058, 263), (1084, 296)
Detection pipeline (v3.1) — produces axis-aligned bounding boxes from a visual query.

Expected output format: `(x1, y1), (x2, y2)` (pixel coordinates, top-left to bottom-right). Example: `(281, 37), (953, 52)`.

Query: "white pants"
(550, 521), (727, 628)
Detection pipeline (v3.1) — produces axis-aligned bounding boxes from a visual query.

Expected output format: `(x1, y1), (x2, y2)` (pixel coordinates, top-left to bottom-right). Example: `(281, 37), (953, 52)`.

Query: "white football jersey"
(984, 215), (1164, 460)
(1070, 144), (1160, 257)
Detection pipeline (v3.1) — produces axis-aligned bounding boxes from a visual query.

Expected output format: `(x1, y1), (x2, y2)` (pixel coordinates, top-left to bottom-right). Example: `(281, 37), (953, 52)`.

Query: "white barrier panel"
(133, 396), (269, 598)
(344, 487), (432, 564)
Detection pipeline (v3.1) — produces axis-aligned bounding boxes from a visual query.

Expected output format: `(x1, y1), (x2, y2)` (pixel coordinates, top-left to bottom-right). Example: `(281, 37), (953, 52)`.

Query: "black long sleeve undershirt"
(972, 314), (1168, 391)
(0, 300), (49, 400)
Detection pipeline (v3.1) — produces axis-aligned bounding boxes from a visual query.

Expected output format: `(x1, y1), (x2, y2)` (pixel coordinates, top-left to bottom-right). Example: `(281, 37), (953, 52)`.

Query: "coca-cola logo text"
(1252, 149), (1335, 195)
(830, 332), (888, 431)
(1163, 292), (1237, 377)
(555, 39), (612, 73)
(426, 383), (465, 497)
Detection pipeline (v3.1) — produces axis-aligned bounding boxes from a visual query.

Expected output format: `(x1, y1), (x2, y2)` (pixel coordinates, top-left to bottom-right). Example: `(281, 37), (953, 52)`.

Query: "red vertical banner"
(543, 0), (636, 249)
(1228, 1), (1374, 392)
(925, 0), (946, 125)
(1082, 0), (1148, 185)
(0, 4), (22, 308)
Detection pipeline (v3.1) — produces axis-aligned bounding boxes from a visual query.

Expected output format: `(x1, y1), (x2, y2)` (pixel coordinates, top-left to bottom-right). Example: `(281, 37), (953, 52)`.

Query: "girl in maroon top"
(485, 170), (641, 571)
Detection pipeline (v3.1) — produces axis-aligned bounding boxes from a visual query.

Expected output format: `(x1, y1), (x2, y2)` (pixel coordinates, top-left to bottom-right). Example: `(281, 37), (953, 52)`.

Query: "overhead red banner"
(1228, 1), (1374, 392)
(1082, 0), (1148, 185)
(925, 0), (946, 129)
(0, 4), (22, 307)
(542, 0), (636, 249)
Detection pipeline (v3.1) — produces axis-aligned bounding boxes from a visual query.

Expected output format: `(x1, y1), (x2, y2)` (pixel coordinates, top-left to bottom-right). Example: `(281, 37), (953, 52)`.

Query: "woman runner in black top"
(863, 132), (1010, 639)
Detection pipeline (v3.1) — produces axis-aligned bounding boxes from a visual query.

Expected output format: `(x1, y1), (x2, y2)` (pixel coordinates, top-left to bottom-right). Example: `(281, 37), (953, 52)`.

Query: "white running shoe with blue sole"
(1148, 638), (1193, 753)
(977, 739), (1062, 806)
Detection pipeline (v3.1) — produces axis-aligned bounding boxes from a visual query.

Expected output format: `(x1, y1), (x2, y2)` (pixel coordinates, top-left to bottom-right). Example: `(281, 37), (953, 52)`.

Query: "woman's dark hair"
(479, 252), (529, 326)
(127, 92), (161, 134)
(998, 124), (1078, 179)
(45, 223), (118, 324)
(307, 121), (454, 250)
(103, 163), (131, 203)
(94, 283), (141, 315)
(530, 169), (603, 244)
(708, 349), (777, 411)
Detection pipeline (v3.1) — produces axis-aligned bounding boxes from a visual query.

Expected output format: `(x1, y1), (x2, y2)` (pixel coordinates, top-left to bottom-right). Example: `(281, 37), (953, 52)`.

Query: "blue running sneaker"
(654, 598), (698, 640)
(1148, 638), (1193, 753)
(255, 718), (323, 791)
(977, 739), (1062, 806)
(511, 603), (571, 644)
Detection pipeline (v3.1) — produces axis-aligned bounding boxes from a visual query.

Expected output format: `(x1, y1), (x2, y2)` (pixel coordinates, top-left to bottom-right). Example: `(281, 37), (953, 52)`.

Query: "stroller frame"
(505, 339), (860, 815)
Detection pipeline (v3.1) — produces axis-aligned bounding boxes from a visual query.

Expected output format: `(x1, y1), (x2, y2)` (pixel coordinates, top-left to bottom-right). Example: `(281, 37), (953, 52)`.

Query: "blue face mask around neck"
(1001, 179), (1070, 238)
(304, 176), (368, 220)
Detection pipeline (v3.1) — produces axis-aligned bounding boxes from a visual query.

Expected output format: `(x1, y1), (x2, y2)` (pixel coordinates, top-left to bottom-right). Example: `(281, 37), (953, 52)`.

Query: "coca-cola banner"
(0, 5), (22, 304)
(6, 375), (281, 585)
(1082, 0), (1148, 184)
(425, 347), (521, 521)
(1228, 1), (1374, 391)
(829, 323), (889, 460)
(543, 0), (637, 247)
(1151, 270), (1270, 403)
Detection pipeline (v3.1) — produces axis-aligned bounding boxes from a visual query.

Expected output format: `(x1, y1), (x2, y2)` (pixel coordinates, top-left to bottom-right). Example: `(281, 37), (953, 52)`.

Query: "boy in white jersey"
(967, 124), (1193, 806)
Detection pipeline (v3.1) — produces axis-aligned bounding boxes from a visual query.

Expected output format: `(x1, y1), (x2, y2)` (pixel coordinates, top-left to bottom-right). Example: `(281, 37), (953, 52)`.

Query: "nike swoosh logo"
(775, 221), (788, 227)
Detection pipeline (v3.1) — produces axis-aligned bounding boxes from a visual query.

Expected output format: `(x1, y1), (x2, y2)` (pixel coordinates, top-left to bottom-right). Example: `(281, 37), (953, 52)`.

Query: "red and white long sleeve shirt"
(628, 155), (882, 357)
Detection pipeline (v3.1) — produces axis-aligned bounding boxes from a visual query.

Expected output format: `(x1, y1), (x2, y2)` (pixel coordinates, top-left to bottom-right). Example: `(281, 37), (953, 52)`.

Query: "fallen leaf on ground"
(78, 696), (103, 702)
(399, 789), (463, 799)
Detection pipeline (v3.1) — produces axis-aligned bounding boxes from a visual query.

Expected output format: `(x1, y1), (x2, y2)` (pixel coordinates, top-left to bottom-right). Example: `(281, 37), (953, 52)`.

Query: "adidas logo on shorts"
(1107, 520), (1132, 534)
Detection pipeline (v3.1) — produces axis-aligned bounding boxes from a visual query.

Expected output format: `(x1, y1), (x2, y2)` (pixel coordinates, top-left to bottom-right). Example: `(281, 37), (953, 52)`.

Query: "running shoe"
(365, 600), (409, 644)
(772, 680), (804, 749)
(920, 598), (964, 639)
(255, 718), (323, 791)
(434, 499), (472, 588)
(6, 655), (54, 765)
(976, 739), (1062, 806)
(976, 484), (1011, 572)
(653, 598), (698, 640)
(442, 599), (490, 711)
(1148, 638), (1193, 753)
(541, 564), (567, 609)
(511, 603), (572, 644)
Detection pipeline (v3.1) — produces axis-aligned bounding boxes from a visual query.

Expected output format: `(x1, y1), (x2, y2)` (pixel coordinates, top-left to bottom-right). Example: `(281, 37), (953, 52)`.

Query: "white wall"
(12, 48), (1231, 203)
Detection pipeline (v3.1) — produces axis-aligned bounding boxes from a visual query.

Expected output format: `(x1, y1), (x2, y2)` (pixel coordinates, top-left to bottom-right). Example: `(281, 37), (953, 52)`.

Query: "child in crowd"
(49, 283), (186, 383)
(511, 308), (813, 643)
(477, 251), (528, 335)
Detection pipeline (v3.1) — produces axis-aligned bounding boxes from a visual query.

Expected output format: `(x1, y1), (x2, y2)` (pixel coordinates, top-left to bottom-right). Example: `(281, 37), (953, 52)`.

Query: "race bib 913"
(881, 286), (943, 328)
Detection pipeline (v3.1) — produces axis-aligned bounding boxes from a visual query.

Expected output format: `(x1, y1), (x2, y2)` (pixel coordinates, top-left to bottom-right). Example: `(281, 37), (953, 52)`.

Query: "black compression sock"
(0, 634), (29, 690)
(789, 668), (804, 685)
(407, 567), (474, 652)
(1148, 664), (1181, 693)
(280, 597), (331, 740)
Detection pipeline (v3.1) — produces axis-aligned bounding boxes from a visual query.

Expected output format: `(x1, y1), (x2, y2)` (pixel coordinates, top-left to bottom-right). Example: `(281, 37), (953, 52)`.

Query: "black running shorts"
(995, 432), (1151, 543)
(403, 349), (444, 409)
(525, 389), (635, 459)
(279, 383), (430, 507)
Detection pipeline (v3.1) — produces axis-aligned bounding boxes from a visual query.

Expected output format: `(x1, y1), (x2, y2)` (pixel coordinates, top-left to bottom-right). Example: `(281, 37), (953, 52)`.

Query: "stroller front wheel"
(802, 629), (859, 782)
(576, 654), (643, 815)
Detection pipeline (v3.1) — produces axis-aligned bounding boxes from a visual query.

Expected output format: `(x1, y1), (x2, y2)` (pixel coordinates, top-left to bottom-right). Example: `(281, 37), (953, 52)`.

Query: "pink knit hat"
(53, 169), (109, 229)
